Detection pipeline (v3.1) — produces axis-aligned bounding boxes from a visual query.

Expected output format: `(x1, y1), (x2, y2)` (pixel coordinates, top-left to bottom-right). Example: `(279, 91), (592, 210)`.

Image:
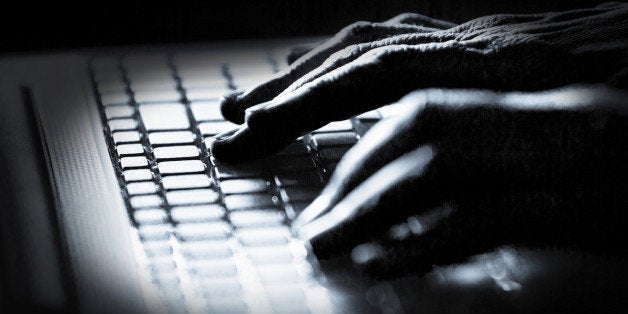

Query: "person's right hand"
(292, 85), (628, 279)
(211, 3), (628, 162)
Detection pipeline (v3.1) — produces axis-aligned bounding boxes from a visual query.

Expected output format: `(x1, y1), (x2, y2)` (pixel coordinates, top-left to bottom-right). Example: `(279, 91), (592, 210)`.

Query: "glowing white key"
(153, 146), (199, 159)
(148, 131), (195, 145)
(166, 189), (218, 205)
(158, 160), (205, 174)
(113, 131), (141, 143)
(105, 105), (134, 119)
(116, 144), (144, 156)
(120, 156), (149, 168)
(162, 174), (211, 189)
(130, 195), (162, 208)
(109, 119), (136, 131)
(126, 181), (157, 195)
(123, 169), (153, 181)
(139, 103), (189, 130)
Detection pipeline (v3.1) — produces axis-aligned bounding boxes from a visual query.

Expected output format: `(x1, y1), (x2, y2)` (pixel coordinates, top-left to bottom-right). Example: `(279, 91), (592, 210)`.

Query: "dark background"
(0, 0), (612, 53)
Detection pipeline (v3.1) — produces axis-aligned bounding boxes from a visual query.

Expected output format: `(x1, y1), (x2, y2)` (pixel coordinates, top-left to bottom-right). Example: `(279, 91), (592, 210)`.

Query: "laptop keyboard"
(89, 47), (391, 313)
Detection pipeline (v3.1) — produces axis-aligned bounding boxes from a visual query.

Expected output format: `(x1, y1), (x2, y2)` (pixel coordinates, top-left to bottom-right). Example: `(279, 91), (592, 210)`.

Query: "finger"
(286, 12), (457, 65)
(352, 189), (593, 279)
(212, 42), (469, 161)
(209, 125), (298, 162)
(295, 145), (438, 259)
(246, 42), (471, 135)
(287, 40), (325, 65)
(275, 32), (445, 97)
(384, 12), (457, 29)
(294, 94), (427, 227)
(353, 210), (497, 280)
(220, 22), (433, 124)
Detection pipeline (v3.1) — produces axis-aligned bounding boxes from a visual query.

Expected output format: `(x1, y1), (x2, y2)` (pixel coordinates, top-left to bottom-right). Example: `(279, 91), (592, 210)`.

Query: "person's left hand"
(210, 4), (628, 162)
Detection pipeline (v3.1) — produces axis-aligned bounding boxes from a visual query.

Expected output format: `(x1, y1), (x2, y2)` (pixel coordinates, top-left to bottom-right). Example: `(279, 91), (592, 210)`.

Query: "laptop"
(4, 5), (625, 313)
(0, 38), (424, 313)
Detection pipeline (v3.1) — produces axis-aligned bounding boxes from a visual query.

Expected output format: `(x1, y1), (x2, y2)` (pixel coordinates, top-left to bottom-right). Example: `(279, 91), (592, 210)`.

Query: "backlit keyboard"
(90, 46), (392, 313)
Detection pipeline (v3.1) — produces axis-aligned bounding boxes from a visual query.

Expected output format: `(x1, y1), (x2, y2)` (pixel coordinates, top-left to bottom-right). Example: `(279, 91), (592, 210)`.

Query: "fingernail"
(219, 89), (246, 124)
(351, 243), (385, 265)
(244, 102), (275, 133)
(208, 128), (243, 161)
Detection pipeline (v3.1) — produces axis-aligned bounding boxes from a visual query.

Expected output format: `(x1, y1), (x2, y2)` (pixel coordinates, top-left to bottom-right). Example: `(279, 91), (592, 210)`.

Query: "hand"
(211, 3), (628, 161)
(293, 86), (628, 279)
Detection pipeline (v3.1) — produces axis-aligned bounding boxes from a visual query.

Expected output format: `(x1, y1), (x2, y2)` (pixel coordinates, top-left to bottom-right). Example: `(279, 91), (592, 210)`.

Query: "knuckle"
(333, 43), (369, 60)
(341, 21), (374, 38)
(392, 12), (423, 23)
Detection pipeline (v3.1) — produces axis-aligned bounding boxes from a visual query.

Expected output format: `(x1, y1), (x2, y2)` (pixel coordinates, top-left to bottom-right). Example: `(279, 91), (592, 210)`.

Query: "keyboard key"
(199, 278), (242, 297)
(265, 284), (306, 301)
(93, 68), (119, 80)
(171, 205), (225, 223)
(120, 156), (149, 168)
(116, 143), (144, 156)
(190, 260), (238, 278)
(355, 110), (382, 121)
(109, 119), (136, 131)
(124, 54), (170, 69)
(150, 258), (177, 274)
(274, 173), (323, 187)
(97, 80), (127, 94)
(134, 89), (181, 103)
(271, 300), (311, 314)
(285, 202), (310, 218)
(166, 189), (219, 205)
(198, 121), (239, 136)
(245, 246), (293, 264)
(275, 142), (309, 156)
(229, 210), (285, 228)
(152, 272), (180, 287)
(186, 88), (228, 101)
(219, 179), (269, 194)
(91, 57), (118, 70)
(158, 160), (206, 174)
(148, 131), (195, 145)
(153, 146), (199, 159)
(213, 161), (266, 179)
(126, 181), (157, 195)
(138, 224), (172, 241)
(280, 187), (320, 203)
(268, 157), (316, 173)
(236, 226), (290, 246)
(223, 194), (276, 210)
(256, 265), (301, 284)
(129, 77), (176, 91)
(175, 222), (231, 241)
(207, 299), (248, 314)
(113, 131), (141, 143)
(143, 242), (173, 258)
(191, 101), (223, 121)
(101, 92), (129, 106)
(325, 161), (339, 174)
(353, 121), (376, 137)
(134, 208), (168, 224)
(309, 132), (357, 148)
(105, 105), (134, 119)
(180, 241), (233, 260)
(123, 169), (153, 181)
(379, 103), (410, 118)
(313, 120), (353, 133)
(139, 103), (189, 131)
(130, 195), (162, 208)
(162, 174), (211, 190)
(318, 147), (351, 161)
